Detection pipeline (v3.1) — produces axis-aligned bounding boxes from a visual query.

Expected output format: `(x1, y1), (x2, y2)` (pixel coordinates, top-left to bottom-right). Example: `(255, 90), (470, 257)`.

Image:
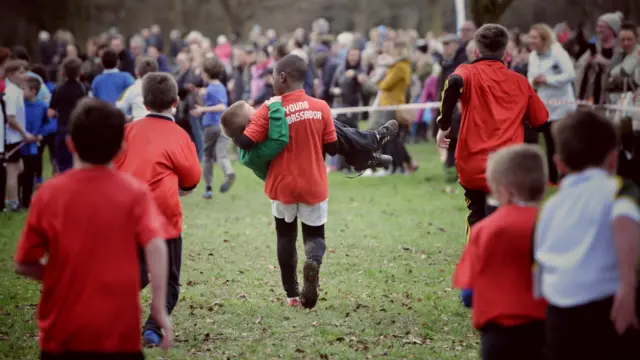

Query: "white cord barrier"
(330, 99), (640, 115)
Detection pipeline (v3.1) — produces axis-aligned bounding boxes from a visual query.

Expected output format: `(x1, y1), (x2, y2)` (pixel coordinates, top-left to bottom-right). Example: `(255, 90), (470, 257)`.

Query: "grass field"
(0, 143), (481, 359)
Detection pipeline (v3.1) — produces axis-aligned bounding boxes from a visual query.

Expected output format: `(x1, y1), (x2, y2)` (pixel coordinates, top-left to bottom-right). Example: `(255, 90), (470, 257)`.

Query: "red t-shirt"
(454, 60), (548, 191)
(244, 89), (337, 205)
(114, 115), (201, 238)
(453, 205), (547, 329)
(14, 167), (168, 353)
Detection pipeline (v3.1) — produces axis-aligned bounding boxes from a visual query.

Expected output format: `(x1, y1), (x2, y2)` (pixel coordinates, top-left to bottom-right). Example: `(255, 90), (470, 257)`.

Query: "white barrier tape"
(330, 100), (640, 115)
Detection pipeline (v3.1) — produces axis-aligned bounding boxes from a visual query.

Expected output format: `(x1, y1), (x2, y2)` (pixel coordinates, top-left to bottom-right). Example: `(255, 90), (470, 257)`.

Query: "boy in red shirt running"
(234, 54), (338, 309)
(453, 144), (548, 360)
(436, 24), (549, 239)
(14, 99), (172, 359)
(114, 72), (201, 345)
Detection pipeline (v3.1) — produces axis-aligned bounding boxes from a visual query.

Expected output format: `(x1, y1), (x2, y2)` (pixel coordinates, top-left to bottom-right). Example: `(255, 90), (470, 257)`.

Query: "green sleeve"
(239, 101), (289, 181)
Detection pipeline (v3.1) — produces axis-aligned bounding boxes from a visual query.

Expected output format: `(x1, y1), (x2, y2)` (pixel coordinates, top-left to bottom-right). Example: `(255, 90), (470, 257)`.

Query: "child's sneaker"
(219, 174), (236, 193)
(142, 329), (162, 347)
(374, 120), (400, 148)
(5, 200), (21, 212)
(353, 154), (393, 172)
(287, 297), (301, 307)
(300, 260), (320, 309)
(203, 186), (213, 200)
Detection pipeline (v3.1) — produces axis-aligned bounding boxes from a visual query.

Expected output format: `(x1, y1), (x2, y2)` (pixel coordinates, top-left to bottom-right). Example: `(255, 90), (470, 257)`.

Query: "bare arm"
(6, 115), (29, 138)
(198, 104), (227, 113)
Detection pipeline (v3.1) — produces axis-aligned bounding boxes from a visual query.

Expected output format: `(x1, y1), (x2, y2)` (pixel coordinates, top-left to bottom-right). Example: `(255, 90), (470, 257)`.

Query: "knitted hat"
(598, 11), (624, 35)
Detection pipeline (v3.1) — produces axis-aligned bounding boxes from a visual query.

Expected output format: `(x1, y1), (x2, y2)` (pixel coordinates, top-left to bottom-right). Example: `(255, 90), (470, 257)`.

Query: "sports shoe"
(287, 297), (301, 308)
(202, 190), (213, 200)
(353, 153), (393, 172)
(142, 329), (162, 347)
(374, 120), (400, 149)
(300, 260), (320, 309)
(219, 174), (236, 193)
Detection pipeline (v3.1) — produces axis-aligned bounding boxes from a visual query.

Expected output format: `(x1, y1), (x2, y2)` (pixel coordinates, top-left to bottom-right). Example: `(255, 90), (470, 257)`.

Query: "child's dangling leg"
(275, 217), (300, 306)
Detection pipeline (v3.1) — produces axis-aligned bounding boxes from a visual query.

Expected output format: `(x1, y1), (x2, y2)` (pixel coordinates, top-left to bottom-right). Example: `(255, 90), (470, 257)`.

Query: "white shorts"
(271, 199), (328, 226)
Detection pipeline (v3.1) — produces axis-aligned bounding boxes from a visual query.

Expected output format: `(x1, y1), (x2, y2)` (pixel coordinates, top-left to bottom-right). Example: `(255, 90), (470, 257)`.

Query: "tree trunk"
(471, 0), (515, 26)
(217, 0), (244, 38)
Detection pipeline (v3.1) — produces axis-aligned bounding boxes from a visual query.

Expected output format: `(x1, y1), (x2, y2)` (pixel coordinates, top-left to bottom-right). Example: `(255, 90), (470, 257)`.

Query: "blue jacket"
(22, 99), (57, 156)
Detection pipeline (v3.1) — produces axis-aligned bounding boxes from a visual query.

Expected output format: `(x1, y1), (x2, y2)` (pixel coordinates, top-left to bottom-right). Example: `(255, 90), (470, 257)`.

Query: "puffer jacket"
(377, 57), (412, 106)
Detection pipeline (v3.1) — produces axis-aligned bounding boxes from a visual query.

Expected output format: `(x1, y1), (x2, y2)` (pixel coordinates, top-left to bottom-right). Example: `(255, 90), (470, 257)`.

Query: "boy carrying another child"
(453, 144), (548, 360)
(534, 110), (640, 360)
(114, 72), (201, 346)
(19, 76), (56, 208)
(230, 54), (398, 308)
(14, 98), (172, 359)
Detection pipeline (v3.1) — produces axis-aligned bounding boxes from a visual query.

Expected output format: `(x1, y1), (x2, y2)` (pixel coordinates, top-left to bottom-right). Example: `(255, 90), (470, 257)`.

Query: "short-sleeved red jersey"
(453, 205), (547, 329)
(442, 59), (549, 191)
(114, 114), (201, 238)
(14, 167), (168, 353)
(244, 89), (337, 205)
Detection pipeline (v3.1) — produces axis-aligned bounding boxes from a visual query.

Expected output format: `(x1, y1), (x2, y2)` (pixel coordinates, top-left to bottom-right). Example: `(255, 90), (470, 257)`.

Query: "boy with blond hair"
(454, 144), (548, 360)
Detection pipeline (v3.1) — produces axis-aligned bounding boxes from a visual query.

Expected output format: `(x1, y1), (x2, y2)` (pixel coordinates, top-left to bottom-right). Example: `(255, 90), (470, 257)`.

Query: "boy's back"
(15, 167), (166, 353)
(244, 89), (336, 204)
(535, 170), (637, 307)
(114, 115), (201, 238)
(455, 205), (547, 329)
(50, 80), (86, 132)
(452, 61), (548, 190)
(92, 71), (135, 104)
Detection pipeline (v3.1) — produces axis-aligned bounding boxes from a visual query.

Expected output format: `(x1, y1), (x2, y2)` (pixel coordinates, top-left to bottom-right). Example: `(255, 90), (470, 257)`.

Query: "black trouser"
(541, 122), (559, 184)
(480, 321), (545, 360)
(41, 352), (144, 360)
(524, 122), (539, 144)
(334, 119), (379, 167)
(56, 131), (73, 173)
(139, 236), (182, 336)
(463, 187), (499, 239)
(0, 157), (6, 212)
(37, 134), (57, 179)
(18, 155), (40, 208)
(335, 116), (359, 170)
(546, 290), (640, 360)
(275, 217), (326, 298)
(445, 137), (458, 168)
(384, 124), (411, 172)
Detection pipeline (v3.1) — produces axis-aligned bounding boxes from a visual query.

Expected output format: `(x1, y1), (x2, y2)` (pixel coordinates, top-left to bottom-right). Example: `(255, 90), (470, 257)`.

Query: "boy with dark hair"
(454, 144), (548, 360)
(534, 110), (640, 360)
(92, 49), (135, 104)
(48, 56), (87, 173)
(234, 54), (334, 309)
(232, 54), (397, 309)
(117, 56), (158, 121)
(3, 59), (35, 212)
(114, 72), (201, 346)
(437, 23), (549, 247)
(19, 77), (56, 208)
(15, 98), (173, 358)
(191, 57), (235, 198)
